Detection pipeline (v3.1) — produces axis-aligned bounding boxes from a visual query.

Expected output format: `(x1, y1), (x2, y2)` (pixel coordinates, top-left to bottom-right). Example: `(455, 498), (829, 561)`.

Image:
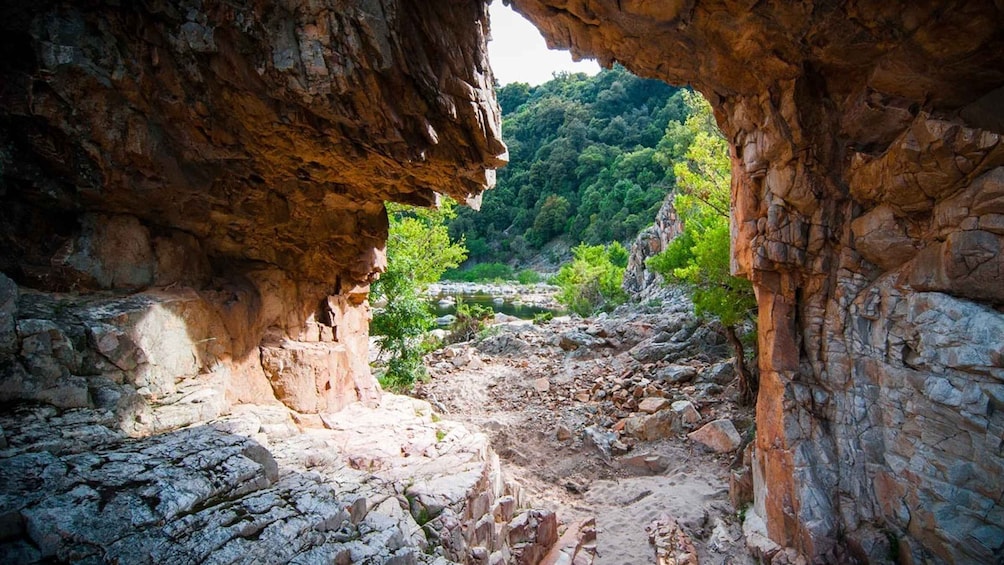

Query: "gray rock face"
(508, 1), (1004, 560)
(0, 274), (17, 356)
(656, 364), (698, 385)
(0, 395), (572, 564)
(623, 196), (683, 298)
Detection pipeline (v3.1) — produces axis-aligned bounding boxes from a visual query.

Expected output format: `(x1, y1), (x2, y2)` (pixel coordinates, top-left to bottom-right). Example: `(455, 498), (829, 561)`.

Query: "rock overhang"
(0, 0), (507, 288)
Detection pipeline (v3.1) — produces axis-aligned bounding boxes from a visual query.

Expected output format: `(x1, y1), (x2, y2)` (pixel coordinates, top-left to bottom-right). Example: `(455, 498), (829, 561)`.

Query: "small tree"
(647, 92), (758, 405)
(371, 199), (467, 389)
(554, 242), (629, 316)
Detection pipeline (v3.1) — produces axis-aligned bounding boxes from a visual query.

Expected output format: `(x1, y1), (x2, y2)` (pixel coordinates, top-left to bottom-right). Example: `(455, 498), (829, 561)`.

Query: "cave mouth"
(0, 1), (1002, 563)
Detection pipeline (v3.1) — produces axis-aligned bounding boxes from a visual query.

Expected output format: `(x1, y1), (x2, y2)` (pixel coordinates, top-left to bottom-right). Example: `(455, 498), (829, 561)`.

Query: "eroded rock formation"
(0, 1), (518, 562)
(3, 0), (1003, 562)
(0, 0), (506, 415)
(0, 393), (572, 563)
(507, 0), (1004, 562)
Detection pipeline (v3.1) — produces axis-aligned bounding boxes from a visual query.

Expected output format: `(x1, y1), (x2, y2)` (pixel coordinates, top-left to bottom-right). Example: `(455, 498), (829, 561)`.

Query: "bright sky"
(488, 2), (601, 86)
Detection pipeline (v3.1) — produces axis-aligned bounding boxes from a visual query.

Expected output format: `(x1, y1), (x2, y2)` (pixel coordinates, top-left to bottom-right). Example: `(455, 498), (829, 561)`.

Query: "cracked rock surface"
(0, 394), (580, 564)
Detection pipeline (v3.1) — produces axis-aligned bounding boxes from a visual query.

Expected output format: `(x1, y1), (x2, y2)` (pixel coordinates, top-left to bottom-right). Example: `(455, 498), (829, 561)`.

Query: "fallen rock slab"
(656, 364), (698, 384)
(623, 410), (680, 441)
(638, 397), (671, 414)
(540, 517), (598, 565)
(620, 453), (670, 474)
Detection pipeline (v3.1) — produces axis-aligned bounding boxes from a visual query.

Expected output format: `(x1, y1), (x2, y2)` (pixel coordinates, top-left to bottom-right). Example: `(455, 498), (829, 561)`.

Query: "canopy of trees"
(450, 66), (692, 263)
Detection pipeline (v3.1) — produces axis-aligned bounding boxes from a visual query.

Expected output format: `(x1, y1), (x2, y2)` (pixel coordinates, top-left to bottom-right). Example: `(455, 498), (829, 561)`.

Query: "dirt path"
(416, 296), (757, 564)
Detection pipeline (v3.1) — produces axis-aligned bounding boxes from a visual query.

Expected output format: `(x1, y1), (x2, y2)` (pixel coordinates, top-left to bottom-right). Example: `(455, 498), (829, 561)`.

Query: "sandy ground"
(415, 312), (757, 565)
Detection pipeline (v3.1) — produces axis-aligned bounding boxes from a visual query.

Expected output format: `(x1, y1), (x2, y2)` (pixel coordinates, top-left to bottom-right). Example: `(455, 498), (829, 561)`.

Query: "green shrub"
(448, 299), (494, 343)
(442, 262), (515, 282)
(533, 311), (554, 324)
(378, 348), (428, 392)
(554, 243), (628, 316)
(516, 269), (543, 284)
(372, 201), (466, 389)
(645, 91), (758, 405)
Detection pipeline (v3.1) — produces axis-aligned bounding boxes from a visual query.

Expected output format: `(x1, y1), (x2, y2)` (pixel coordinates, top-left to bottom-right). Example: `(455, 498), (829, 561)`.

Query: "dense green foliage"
(554, 242), (629, 316)
(450, 66), (692, 262)
(441, 262), (514, 282)
(371, 201), (467, 389)
(645, 92), (758, 403)
(441, 262), (545, 284)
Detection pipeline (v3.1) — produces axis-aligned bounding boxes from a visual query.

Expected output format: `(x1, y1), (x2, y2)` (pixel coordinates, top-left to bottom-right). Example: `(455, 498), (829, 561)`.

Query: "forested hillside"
(448, 65), (693, 264)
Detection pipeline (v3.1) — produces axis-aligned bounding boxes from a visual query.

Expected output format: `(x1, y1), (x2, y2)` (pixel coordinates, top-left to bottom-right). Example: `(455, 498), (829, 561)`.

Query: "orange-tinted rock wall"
(0, 0), (505, 420)
(509, 0), (1004, 561)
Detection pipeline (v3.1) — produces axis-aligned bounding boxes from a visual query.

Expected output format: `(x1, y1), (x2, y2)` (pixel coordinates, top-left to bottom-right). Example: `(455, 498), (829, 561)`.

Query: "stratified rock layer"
(0, 2), (510, 561)
(0, 0), (505, 288)
(0, 0), (507, 414)
(508, 0), (1004, 562)
(0, 395), (567, 564)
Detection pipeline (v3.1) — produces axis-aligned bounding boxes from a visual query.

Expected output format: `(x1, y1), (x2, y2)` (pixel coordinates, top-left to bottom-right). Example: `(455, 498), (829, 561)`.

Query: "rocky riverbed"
(416, 287), (760, 565)
(1, 277), (760, 565)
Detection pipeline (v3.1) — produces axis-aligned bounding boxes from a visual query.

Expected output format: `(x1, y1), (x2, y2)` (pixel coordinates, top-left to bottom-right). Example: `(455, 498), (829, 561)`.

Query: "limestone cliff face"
(508, 0), (1004, 562)
(0, 1), (506, 417)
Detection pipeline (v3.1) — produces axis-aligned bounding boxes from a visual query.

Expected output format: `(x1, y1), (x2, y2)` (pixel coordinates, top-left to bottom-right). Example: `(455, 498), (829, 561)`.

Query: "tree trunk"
(724, 324), (757, 406)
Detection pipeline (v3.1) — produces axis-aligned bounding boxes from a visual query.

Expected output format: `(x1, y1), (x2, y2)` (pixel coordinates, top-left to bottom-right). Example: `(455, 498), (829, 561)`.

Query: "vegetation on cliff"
(646, 93), (758, 404)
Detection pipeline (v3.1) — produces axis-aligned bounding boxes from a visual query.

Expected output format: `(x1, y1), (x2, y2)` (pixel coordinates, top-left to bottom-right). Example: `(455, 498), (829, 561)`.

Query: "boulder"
(623, 410), (680, 442)
(451, 347), (484, 370)
(629, 339), (688, 364)
(638, 397), (671, 414)
(700, 360), (735, 385)
(688, 419), (743, 453)
(558, 330), (603, 351)
(656, 364), (698, 384)
(671, 401), (702, 427)
(620, 453), (670, 474)
(582, 425), (619, 458)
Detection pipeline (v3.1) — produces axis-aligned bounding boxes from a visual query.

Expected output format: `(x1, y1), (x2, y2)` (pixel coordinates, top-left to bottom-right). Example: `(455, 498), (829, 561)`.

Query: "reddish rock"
(688, 419), (742, 453)
(509, 509), (559, 565)
(540, 518), (597, 565)
(638, 397), (671, 414)
(646, 514), (699, 565)
(511, 2), (1004, 562)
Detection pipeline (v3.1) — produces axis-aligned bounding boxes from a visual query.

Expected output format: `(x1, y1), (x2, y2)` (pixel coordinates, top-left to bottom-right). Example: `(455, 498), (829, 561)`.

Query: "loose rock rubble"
(417, 288), (756, 564)
(647, 516), (699, 565)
